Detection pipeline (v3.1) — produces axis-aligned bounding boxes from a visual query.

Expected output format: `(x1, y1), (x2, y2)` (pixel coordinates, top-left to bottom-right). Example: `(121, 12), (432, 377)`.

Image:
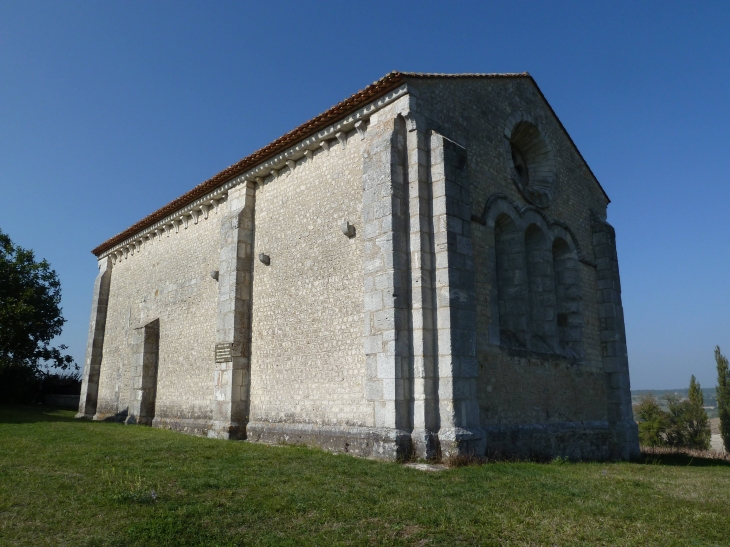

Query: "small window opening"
(511, 144), (529, 186)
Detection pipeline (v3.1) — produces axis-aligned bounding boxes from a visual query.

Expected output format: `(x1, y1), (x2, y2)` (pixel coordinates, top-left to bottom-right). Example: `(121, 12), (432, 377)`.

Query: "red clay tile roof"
(92, 71), (607, 256)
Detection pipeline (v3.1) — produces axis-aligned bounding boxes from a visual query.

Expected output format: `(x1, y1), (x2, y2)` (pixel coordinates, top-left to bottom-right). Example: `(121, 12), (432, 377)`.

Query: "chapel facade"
(77, 72), (640, 461)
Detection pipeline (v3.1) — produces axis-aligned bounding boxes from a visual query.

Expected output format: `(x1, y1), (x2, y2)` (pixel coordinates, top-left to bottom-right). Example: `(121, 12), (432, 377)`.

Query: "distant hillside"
(632, 388), (718, 419)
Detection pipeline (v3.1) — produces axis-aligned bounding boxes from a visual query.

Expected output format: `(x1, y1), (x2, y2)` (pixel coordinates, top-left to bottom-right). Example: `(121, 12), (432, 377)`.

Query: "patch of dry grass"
(641, 444), (729, 461)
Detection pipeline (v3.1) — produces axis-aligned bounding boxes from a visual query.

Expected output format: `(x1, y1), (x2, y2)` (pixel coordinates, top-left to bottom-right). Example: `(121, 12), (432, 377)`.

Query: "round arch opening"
(507, 120), (557, 207)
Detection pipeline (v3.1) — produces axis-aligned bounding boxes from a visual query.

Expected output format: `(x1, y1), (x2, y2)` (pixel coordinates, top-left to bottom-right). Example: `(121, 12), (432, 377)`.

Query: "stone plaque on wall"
(215, 343), (233, 363)
(215, 342), (249, 362)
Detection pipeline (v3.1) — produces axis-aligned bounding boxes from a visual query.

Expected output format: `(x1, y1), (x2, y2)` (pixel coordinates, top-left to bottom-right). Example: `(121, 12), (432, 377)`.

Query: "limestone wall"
(95, 204), (223, 431)
(248, 129), (369, 428)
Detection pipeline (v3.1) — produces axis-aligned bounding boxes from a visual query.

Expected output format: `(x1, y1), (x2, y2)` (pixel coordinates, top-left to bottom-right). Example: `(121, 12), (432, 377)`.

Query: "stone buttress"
(77, 256), (112, 418)
(209, 182), (255, 439)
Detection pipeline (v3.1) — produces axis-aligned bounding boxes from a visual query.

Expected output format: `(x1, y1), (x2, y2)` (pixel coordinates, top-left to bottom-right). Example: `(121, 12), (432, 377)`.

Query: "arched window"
(552, 238), (583, 359)
(525, 225), (558, 352)
(494, 214), (528, 348)
(507, 120), (557, 208)
(485, 198), (585, 359)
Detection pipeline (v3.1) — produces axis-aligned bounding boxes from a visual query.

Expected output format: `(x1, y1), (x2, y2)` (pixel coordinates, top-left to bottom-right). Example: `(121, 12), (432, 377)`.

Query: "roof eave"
(92, 71), (409, 256)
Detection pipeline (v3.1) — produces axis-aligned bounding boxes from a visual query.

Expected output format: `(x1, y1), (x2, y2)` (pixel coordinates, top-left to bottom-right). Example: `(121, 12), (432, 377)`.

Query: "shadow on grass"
(0, 404), (78, 424)
(640, 452), (730, 468)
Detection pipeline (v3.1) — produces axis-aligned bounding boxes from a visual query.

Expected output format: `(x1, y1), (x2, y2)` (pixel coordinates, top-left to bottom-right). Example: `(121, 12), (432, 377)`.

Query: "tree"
(688, 375), (703, 408)
(634, 378), (712, 451)
(685, 375), (711, 450)
(633, 395), (668, 447)
(0, 229), (74, 401)
(717, 346), (730, 453)
(662, 378), (711, 451)
(663, 393), (687, 448)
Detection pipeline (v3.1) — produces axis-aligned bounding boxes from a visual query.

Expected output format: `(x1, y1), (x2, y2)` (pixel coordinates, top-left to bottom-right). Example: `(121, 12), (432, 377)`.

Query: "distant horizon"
(632, 387), (717, 393)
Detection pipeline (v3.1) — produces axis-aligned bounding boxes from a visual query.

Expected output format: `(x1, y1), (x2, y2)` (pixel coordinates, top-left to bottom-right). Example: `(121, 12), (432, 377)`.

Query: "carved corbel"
(320, 140), (330, 153)
(355, 119), (368, 139)
(270, 168), (278, 179)
(202, 204), (211, 220)
(191, 209), (201, 225)
(304, 149), (313, 161)
(335, 131), (347, 148)
(286, 159), (296, 173)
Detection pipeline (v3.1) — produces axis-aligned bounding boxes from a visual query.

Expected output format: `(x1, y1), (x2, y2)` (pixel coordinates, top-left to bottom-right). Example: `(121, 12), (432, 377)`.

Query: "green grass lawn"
(1, 406), (729, 546)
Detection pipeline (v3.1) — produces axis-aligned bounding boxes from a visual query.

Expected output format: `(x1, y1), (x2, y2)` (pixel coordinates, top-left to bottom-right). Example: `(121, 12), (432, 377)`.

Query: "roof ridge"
(398, 71), (531, 77)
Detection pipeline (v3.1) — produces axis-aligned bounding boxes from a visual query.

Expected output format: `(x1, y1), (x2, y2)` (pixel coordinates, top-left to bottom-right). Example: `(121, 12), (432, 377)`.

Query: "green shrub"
(634, 395), (668, 447)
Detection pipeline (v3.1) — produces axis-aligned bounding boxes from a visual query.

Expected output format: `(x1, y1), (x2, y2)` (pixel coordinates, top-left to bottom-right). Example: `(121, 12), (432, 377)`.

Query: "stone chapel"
(77, 72), (640, 461)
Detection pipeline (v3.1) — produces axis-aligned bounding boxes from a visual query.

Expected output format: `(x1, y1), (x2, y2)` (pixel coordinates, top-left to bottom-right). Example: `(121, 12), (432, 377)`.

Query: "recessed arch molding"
(475, 194), (595, 268)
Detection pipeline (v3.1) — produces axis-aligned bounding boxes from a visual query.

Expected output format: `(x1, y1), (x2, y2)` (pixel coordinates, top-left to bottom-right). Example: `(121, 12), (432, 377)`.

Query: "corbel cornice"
(100, 83), (410, 261)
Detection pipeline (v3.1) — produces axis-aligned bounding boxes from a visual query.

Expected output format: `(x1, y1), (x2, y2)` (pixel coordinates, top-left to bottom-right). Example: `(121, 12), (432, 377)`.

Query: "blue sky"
(1, 1), (728, 390)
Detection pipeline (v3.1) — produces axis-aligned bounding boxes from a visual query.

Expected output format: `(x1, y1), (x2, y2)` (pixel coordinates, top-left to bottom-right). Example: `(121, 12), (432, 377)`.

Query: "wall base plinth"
(124, 415), (153, 426)
(247, 421), (412, 460)
(437, 427), (487, 459)
(607, 419), (641, 460)
(481, 420), (634, 461)
(207, 420), (246, 440)
(151, 417), (211, 437)
(411, 428), (440, 461)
